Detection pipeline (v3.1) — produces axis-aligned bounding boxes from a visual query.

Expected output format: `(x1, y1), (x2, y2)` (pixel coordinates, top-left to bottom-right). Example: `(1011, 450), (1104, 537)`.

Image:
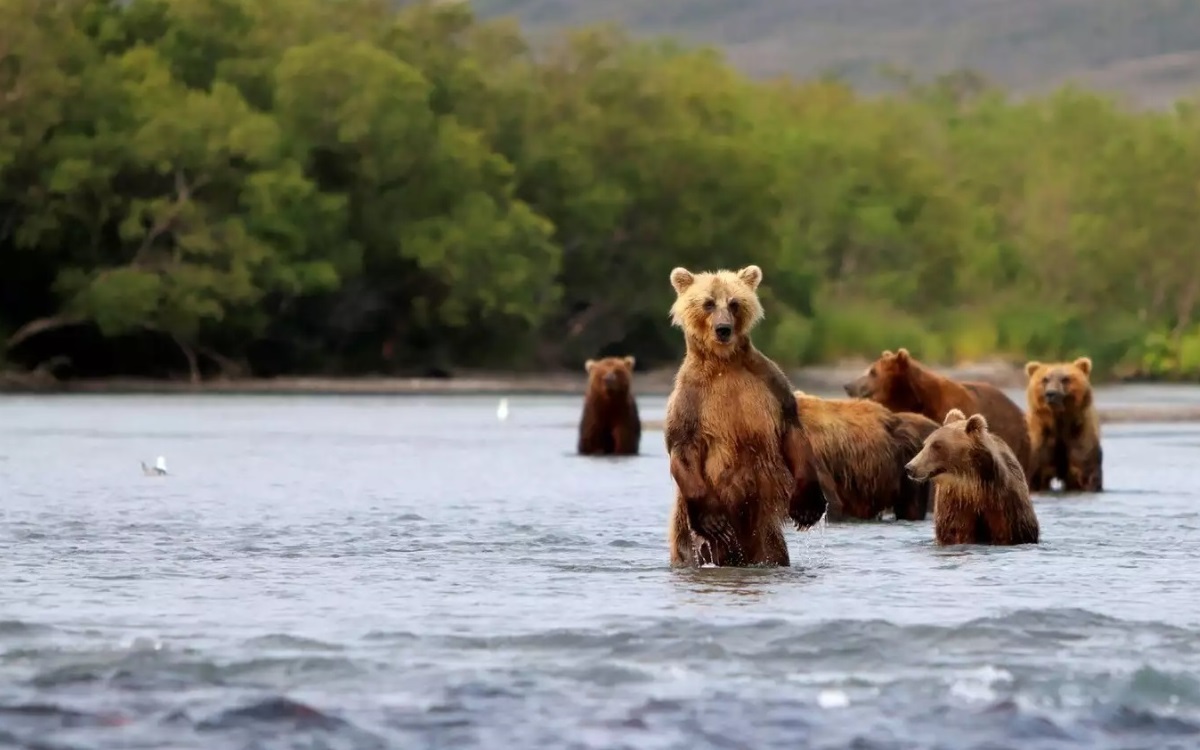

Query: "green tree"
(4, 0), (1200, 381)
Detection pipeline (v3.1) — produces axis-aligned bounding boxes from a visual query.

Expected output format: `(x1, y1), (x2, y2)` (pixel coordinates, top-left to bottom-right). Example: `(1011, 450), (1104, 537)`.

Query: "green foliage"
(1, 0), (1199, 380)
(63, 267), (165, 337)
(1140, 327), (1200, 380)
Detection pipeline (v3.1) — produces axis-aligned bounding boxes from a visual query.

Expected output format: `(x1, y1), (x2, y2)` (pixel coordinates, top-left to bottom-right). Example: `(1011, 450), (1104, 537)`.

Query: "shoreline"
(638, 407), (1200, 428)
(4, 365), (1200, 424)
(0, 360), (1033, 396)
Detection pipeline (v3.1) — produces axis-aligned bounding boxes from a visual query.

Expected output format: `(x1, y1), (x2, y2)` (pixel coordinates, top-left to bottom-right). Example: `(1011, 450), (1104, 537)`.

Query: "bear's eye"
(869, 367), (876, 377)
(703, 299), (715, 312)
(729, 299), (740, 314)
(1042, 376), (1050, 385)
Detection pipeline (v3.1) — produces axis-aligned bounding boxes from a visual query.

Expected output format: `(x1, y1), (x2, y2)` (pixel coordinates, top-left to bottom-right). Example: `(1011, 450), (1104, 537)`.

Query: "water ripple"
(2, 395), (1200, 748)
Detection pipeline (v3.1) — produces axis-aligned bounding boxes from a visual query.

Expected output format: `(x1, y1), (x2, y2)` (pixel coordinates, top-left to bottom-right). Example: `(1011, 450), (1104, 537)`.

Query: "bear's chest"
(697, 372), (782, 443)
(1042, 413), (1085, 443)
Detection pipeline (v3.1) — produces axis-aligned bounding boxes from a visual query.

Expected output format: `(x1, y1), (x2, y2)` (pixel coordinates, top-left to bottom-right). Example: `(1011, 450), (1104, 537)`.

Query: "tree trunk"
(1172, 276), (1200, 341)
(6, 315), (85, 351)
(197, 345), (246, 380)
(170, 333), (201, 384)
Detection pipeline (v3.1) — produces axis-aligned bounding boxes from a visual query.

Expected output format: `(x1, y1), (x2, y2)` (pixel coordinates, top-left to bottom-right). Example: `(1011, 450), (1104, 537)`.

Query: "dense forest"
(2, 0), (1200, 382)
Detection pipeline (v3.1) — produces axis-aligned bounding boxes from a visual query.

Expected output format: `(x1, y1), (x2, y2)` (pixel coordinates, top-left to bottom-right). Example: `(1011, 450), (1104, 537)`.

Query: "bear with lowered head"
(1024, 357), (1102, 492)
(844, 348), (1034, 484)
(905, 408), (1040, 547)
(793, 390), (938, 522)
(664, 264), (836, 567)
(577, 355), (641, 456)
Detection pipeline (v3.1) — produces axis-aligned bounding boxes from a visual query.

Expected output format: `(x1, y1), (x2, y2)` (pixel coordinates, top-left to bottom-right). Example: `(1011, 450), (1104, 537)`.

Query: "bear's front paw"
(788, 486), (828, 530)
(685, 498), (739, 553)
(787, 496), (825, 525)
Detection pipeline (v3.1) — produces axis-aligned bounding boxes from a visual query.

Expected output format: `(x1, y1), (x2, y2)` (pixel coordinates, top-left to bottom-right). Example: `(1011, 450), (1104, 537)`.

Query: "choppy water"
(3, 387), (1200, 750)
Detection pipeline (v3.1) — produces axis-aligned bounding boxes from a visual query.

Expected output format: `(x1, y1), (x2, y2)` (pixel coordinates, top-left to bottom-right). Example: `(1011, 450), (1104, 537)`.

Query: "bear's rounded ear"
(584, 359), (596, 373)
(623, 355), (636, 370)
(1025, 361), (1041, 377)
(943, 408), (967, 425)
(670, 267), (695, 294)
(881, 350), (894, 358)
(736, 265), (763, 290)
(1073, 356), (1092, 376)
(965, 414), (989, 434)
(895, 348), (910, 364)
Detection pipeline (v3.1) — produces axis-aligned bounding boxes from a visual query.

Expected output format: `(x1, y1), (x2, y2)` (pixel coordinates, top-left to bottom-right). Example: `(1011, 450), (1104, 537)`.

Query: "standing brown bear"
(664, 264), (836, 567)
(843, 348), (1034, 483)
(577, 356), (642, 456)
(1024, 357), (1102, 493)
(905, 409), (1040, 546)
(793, 390), (939, 522)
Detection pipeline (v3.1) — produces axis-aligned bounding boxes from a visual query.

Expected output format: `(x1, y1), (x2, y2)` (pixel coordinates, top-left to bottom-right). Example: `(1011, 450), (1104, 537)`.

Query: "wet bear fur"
(843, 348), (1034, 485)
(664, 264), (837, 567)
(1024, 357), (1102, 493)
(577, 356), (641, 456)
(905, 409), (1040, 546)
(793, 390), (938, 521)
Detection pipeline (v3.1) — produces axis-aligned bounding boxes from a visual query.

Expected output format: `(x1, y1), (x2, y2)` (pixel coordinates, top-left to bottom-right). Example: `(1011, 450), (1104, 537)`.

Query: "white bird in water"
(141, 456), (168, 476)
(496, 397), (509, 422)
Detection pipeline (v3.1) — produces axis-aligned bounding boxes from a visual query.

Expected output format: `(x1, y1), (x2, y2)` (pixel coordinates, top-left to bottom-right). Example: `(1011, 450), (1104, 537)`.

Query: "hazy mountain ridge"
(471, 0), (1200, 106)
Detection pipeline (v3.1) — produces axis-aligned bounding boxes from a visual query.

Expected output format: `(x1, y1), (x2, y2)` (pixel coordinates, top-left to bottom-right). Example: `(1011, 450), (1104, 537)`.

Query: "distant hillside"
(470, 0), (1200, 107)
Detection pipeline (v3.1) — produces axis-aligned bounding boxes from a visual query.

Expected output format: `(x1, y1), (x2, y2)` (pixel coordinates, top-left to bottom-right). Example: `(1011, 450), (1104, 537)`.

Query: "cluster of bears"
(576, 264), (1104, 568)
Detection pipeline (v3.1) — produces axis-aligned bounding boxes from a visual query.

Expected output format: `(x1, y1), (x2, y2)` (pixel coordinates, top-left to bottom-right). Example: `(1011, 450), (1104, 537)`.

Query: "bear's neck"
(685, 336), (754, 368)
(936, 443), (1005, 495)
(590, 387), (629, 404)
(1039, 398), (1090, 431)
(905, 363), (963, 415)
(968, 442), (1004, 485)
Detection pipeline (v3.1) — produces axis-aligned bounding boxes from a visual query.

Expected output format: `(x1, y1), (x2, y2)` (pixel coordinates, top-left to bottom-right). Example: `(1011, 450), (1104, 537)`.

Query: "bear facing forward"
(905, 409), (1040, 547)
(664, 264), (835, 567)
(577, 356), (641, 456)
(1024, 357), (1102, 493)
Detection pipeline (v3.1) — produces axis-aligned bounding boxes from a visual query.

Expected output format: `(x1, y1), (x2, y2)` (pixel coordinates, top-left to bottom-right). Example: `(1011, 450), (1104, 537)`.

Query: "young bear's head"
(668, 265), (765, 356)
(585, 356), (635, 396)
(843, 348), (914, 401)
(1025, 357), (1093, 412)
(904, 408), (988, 483)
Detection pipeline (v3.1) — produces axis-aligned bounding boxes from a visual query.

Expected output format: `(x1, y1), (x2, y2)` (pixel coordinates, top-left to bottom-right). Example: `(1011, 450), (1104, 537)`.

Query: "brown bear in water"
(577, 356), (641, 456)
(1024, 357), (1102, 493)
(664, 264), (836, 567)
(905, 409), (1040, 546)
(843, 348), (1034, 484)
(793, 390), (939, 522)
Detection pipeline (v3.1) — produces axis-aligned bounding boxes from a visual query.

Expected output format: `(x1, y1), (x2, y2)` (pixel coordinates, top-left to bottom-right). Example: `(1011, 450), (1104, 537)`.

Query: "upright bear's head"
(668, 265), (765, 357)
(843, 348), (914, 403)
(1025, 357), (1093, 413)
(585, 356), (635, 396)
(904, 408), (988, 483)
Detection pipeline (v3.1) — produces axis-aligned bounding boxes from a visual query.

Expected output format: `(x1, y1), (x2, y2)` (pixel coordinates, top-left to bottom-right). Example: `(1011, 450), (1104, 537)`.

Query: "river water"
(3, 386), (1200, 750)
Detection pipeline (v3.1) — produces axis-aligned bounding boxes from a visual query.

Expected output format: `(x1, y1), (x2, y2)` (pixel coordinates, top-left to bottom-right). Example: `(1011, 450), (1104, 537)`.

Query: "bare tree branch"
(6, 314), (85, 350)
(131, 170), (209, 267)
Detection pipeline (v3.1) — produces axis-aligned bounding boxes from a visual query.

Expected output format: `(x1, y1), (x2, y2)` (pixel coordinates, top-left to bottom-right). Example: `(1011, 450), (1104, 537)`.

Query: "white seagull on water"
(141, 456), (168, 476)
(496, 397), (509, 422)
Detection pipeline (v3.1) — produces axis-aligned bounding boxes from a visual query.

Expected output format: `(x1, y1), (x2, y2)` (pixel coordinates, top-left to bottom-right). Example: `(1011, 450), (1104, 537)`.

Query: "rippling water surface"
(4, 388), (1200, 750)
